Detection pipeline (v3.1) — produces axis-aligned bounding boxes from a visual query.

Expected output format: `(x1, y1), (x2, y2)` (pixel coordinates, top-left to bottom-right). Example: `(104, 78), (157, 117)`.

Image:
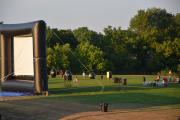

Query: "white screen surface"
(14, 37), (34, 75)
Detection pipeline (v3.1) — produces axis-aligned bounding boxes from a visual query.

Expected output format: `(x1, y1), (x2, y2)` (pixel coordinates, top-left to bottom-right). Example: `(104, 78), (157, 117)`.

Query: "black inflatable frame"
(0, 20), (48, 95)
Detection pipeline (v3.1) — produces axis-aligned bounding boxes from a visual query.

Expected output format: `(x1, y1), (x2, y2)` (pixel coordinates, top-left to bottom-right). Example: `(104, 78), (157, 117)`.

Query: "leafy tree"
(103, 26), (140, 73)
(73, 27), (104, 47)
(73, 27), (93, 43)
(130, 7), (179, 72)
(58, 30), (78, 49)
(174, 13), (180, 39)
(46, 28), (59, 48)
(46, 43), (72, 72)
(54, 44), (71, 70)
(46, 47), (55, 72)
(46, 27), (78, 49)
(46, 8), (180, 74)
(76, 42), (106, 72)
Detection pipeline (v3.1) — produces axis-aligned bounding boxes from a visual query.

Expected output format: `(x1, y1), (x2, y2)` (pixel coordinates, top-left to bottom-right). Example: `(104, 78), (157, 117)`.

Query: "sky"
(0, 0), (180, 32)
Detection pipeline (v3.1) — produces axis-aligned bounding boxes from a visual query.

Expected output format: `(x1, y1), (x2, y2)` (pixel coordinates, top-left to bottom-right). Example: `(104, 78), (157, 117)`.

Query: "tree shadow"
(46, 91), (180, 108)
(48, 85), (169, 95)
(47, 84), (180, 108)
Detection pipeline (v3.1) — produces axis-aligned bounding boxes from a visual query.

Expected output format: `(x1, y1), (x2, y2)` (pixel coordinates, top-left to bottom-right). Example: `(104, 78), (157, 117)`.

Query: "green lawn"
(1, 75), (180, 120)
(47, 75), (180, 107)
(49, 75), (155, 88)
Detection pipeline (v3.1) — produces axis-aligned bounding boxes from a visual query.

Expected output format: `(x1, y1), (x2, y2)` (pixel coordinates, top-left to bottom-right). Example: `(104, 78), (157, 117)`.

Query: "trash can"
(123, 78), (127, 85)
(100, 103), (108, 112)
(178, 116), (180, 120)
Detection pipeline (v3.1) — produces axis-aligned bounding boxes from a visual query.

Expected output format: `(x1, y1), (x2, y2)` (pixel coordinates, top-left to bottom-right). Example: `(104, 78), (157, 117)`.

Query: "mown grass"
(47, 75), (180, 107)
(48, 75), (155, 88)
(1, 75), (180, 120)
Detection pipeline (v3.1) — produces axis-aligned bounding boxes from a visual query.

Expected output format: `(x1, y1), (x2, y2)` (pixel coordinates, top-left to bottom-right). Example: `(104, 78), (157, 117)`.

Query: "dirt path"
(61, 108), (180, 120)
(0, 98), (97, 120)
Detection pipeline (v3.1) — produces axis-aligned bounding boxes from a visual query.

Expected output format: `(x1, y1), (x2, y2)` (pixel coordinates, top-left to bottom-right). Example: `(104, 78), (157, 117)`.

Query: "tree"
(46, 28), (60, 48)
(46, 43), (72, 71)
(46, 47), (55, 72)
(54, 44), (71, 70)
(103, 26), (140, 73)
(46, 7), (179, 74)
(58, 30), (78, 49)
(73, 27), (104, 48)
(130, 7), (180, 72)
(46, 27), (78, 49)
(175, 13), (180, 38)
(73, 27), (93, 43)
(76, 42), (106, 72)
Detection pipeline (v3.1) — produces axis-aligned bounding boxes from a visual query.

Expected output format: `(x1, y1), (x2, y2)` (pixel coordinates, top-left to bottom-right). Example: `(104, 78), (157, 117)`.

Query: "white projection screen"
(0, 21), (48, 94)
(14, 36), (34, 75)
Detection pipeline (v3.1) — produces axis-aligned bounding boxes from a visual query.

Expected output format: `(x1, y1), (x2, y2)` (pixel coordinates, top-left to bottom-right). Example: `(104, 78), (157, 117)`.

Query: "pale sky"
(0, 0), (179, 32)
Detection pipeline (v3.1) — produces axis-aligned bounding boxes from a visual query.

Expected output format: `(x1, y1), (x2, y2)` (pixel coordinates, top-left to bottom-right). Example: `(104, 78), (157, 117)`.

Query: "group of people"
(143, 71), (180, 87)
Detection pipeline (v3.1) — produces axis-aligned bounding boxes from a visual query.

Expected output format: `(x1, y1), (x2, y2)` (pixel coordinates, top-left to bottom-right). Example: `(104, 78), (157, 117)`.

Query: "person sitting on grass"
(82, 71), (86, 78)
(142, 76), (148, 86)
(178, 77), (180, 84)
(155, 75), (160, 81)
(74, 76), (79, 83)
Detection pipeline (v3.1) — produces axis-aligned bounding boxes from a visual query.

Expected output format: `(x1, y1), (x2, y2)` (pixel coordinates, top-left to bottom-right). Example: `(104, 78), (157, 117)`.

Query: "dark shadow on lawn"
(49, 85), (171, 95)
(48, 81), (64, 84)
(47, 84), (180, 109)
(1, 86), (180, 120)
(46, 91), (180, 109)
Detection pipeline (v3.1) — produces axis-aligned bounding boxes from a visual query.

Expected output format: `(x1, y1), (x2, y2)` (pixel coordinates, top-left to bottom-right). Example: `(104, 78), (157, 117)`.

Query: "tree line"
(46, 8), (180, 75)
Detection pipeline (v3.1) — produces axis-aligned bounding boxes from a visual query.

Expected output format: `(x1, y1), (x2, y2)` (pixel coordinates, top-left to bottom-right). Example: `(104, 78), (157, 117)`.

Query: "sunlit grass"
(47, 75), (180, 107)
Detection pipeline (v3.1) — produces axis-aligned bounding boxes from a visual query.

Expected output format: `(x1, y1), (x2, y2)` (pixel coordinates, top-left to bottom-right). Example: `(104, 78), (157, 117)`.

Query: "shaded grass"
(47, 87), (180, 106)
(49, 92), (180, 106)
(46, 75), (180, 107)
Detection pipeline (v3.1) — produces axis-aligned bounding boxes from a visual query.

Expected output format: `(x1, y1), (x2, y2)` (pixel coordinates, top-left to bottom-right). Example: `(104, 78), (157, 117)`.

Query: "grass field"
(47, 75), (180, 107)
(1, 75), (180, 120)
